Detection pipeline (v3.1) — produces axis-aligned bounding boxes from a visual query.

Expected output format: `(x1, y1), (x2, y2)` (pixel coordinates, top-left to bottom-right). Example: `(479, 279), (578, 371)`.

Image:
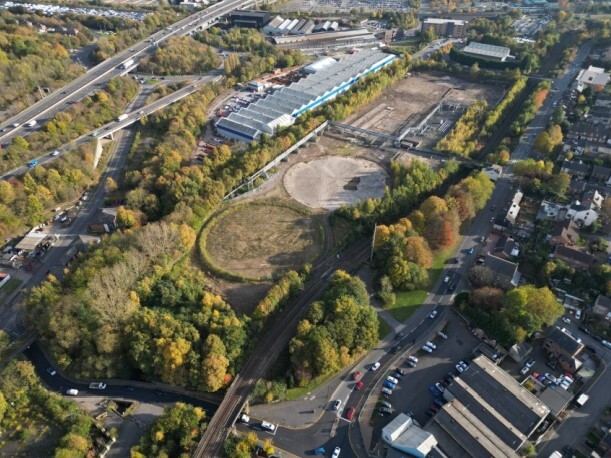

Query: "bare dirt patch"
(343, 72), (505, 148)
(284, 156), (387, 210)
(204, 202), (324, 281)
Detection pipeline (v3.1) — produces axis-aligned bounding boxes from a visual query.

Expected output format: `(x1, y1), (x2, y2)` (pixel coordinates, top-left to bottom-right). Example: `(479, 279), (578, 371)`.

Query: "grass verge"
(0, 278), (22, 296)
(386, 243), (458, 323)
(286, 371), (337, 401)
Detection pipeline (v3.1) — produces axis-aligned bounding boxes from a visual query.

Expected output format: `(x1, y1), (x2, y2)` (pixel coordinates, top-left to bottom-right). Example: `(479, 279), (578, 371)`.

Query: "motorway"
(0, 0), (258, 145)
(0, 71), (222, 180)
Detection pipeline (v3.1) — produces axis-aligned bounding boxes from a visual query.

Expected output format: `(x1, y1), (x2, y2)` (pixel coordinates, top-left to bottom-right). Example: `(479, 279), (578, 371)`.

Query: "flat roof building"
(422, 18), (467, 38)
(382, 413), (438, 457)
(462, 42), (511, 61)
(229, 10), (270, 29)
(216, 49), (396, 142)
(576, 66), (610, 92)
(429, 355), (549, 457)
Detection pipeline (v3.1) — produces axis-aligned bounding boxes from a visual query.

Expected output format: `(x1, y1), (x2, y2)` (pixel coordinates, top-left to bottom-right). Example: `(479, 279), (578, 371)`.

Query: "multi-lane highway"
(0, 0), (258, 145)
(1, 72), (222, 180)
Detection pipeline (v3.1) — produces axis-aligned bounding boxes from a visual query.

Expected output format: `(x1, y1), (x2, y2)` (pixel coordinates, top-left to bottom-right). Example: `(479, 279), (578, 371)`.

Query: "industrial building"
(215, 49), (397, 142)
(228, 10), (270, 29)
(462, 42), (511, 61)
(382, 413), (438, 457)
(272, 29), (377, 51)
(426, 355), (550, 457)
(576, 65), (610, 92)
(422, 18), (467, 38)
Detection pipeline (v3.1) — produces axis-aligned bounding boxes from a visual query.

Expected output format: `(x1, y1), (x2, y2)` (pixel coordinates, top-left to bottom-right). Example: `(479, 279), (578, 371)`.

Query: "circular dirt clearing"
(284, 156), (387, 210)
(203, 203), (324, 281)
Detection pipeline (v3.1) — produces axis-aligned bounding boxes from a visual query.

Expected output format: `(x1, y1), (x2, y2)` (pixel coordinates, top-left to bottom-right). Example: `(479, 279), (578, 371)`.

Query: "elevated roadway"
(0, 0), (260, 145)
(1, 72), (222, 180)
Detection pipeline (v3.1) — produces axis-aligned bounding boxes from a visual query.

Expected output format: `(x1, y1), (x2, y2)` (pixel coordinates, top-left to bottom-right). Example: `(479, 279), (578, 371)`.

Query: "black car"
(393, 372), (404, 379)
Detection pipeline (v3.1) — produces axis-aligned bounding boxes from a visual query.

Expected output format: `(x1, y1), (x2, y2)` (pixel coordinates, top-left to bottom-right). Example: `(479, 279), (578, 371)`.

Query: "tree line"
(289, 271), (379, 385)
(0, 360), (97, 457)
(0, 9), (90, 121)
(374, 171), (494, 301)
(455, 285), (564, 347)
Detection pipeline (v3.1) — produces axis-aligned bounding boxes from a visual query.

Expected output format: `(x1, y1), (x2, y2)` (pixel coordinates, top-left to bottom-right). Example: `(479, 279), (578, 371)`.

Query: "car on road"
(394, 332), (404, 340)
(355, 381), (364, 390)
(421, 345), (433, 353)
(332, 400), (342, 411)
(89, 382), (106, 389)
(261, 421), (276, 432)
(602, 340), (611, 350)
(371, 361), (381, 371)
(561, 317), (571, 324)
(27, 160), (39, 168)
(125, 386), (135, 391)
(391, 344), (402, 354)
(429, 385), (441, 397)
(443, 275), (450, 283)
(332, 446), (341, 458)
(406, 358), (417, 367)
(429, 310), (438, 319)
(448, 283), (456, 292)
(387, 376), (399, 384)
(47, 367), (57, 376)
(435, 383), (445, 393)
(345, 407), (355, 420)
(352, 371), (361, 381)
(467, 247), (474, 255)
(51, 150), (60, 156)
(66, 389), (78, 396)
(154, 389), (163, 395)
(383, 380), (396, 389)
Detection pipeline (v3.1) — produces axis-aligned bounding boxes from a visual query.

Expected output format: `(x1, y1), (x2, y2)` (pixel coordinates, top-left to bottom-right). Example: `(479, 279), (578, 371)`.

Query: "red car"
(352, 371), (361, 381)
(355, 381), (364, 390)
(345, 407), (355, 420)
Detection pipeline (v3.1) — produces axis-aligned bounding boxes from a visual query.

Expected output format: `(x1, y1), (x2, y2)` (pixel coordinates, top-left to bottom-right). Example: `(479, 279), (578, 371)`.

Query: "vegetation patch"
(201, 201), (325, 282)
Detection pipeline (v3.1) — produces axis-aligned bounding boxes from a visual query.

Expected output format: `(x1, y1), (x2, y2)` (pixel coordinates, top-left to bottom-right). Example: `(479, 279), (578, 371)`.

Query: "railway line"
(194, 240), (371, 457)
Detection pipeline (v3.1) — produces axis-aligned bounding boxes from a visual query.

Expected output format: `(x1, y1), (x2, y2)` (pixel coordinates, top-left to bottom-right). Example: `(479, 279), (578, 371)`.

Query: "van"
(240, 413), (250, 423)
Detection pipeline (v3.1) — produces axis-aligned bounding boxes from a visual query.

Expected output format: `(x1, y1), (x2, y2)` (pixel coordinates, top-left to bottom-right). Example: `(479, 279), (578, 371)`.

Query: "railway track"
(193, 240), (371, 457)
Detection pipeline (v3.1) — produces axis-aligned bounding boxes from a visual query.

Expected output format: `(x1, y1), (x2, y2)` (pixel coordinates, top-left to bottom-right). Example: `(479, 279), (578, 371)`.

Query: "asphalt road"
(1, 72), (222, 180)
(0, 0), (256, 145)
(24, 341), (220, 411)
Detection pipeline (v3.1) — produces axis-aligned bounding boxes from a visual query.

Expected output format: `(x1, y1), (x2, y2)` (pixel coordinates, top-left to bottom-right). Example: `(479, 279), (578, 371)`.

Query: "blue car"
(27, 160), (39, 168)
(384, 380), (396, 389)
(467, 247), (474, 255)
(314, 447), (326, 455)
(429, 385), (441, 397)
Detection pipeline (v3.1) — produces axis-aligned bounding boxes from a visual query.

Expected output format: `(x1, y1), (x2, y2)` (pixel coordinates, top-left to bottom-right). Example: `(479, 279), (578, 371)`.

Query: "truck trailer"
(120, 58), (135, 69)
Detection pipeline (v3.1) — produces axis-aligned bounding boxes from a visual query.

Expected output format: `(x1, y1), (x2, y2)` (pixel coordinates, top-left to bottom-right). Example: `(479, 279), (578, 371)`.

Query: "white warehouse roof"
(216, 49), (397, 142)
(303, 56), (337, 74)
(462, 41), (510, 60)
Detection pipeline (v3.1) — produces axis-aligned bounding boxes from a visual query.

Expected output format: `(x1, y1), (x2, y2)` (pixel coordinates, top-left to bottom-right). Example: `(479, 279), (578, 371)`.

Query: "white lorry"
(120, 58), (134, 69)
(117, 113), (129, 122)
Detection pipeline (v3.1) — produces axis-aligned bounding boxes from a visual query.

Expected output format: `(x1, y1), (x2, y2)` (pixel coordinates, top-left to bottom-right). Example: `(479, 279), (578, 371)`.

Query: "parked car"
(407, 356), (418, 364)
(437, 331), (448, 340)
(426, 341), (437, 350)
(435, 382), (445, 393)
(467, 247), (474, 255)
(352, 371), (361, 381)
(561, 317), (571, 324)
(422, 345), (433, 353)
(384, 380), (396, 389)
(89, 382), (107, 389)
(314, 447), (326, 455)
(47, 367), (57, 376)
(525, 359), (535, 369)
(355, 381), (364, 390)
(387, 376), (399, 385)
(520, 366), (530, 375)
(261, 421), (276, 432)
(332, 400), (342, 411)
(381, 387), (393, 396)
(380, 401), (392, 409)
(392, 344), (402, 354)
(429, 385), (441, 396)
(379, 407), (392, 416)
(395, 368), (406, 376)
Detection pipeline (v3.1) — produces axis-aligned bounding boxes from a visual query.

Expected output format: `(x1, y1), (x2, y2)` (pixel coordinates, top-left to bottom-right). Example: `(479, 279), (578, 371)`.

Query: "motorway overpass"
(0, 0), (263, 145)
(1, 73), (222, 180)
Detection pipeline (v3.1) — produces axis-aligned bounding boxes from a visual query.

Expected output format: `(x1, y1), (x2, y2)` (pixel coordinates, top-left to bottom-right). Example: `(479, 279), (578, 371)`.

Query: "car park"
(332, 399), (342, 411)
(66, 389), (78, 396)
(387, 376), (399, 384)
(422, 345), (433, 353)
(429, 310), (438, 319)
(371, 362), (381, 371)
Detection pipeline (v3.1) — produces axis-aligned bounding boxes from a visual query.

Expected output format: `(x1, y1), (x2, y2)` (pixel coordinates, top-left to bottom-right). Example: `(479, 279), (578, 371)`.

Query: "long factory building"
(215, 49), (397, 142)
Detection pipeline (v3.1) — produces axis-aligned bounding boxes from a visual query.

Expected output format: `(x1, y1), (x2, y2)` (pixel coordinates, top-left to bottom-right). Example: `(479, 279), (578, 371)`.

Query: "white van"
(240, 413), (250, 423)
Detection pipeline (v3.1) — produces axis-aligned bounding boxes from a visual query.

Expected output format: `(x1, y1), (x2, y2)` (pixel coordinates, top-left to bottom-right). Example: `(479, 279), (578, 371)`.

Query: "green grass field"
(385, 244), (458, 322)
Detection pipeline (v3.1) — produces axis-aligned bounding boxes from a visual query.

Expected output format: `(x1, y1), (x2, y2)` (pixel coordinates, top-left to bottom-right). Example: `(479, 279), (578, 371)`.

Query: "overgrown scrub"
(435, 100), (488, 156)
(139, 35), (220, 76)
(510, 81), (551, 137)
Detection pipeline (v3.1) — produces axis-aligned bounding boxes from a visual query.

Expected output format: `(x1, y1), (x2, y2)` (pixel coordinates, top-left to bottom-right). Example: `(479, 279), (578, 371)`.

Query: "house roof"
(561, 160), (591, 174)
(592, 165), (611, 178)
(537, 386), (573, 418)
(546, 326), (584, 356)
(553, 245), (594, 266)
(549, 220), (579, 243)
(595, 294), (611, 311)
(483, 254), (519, 279)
